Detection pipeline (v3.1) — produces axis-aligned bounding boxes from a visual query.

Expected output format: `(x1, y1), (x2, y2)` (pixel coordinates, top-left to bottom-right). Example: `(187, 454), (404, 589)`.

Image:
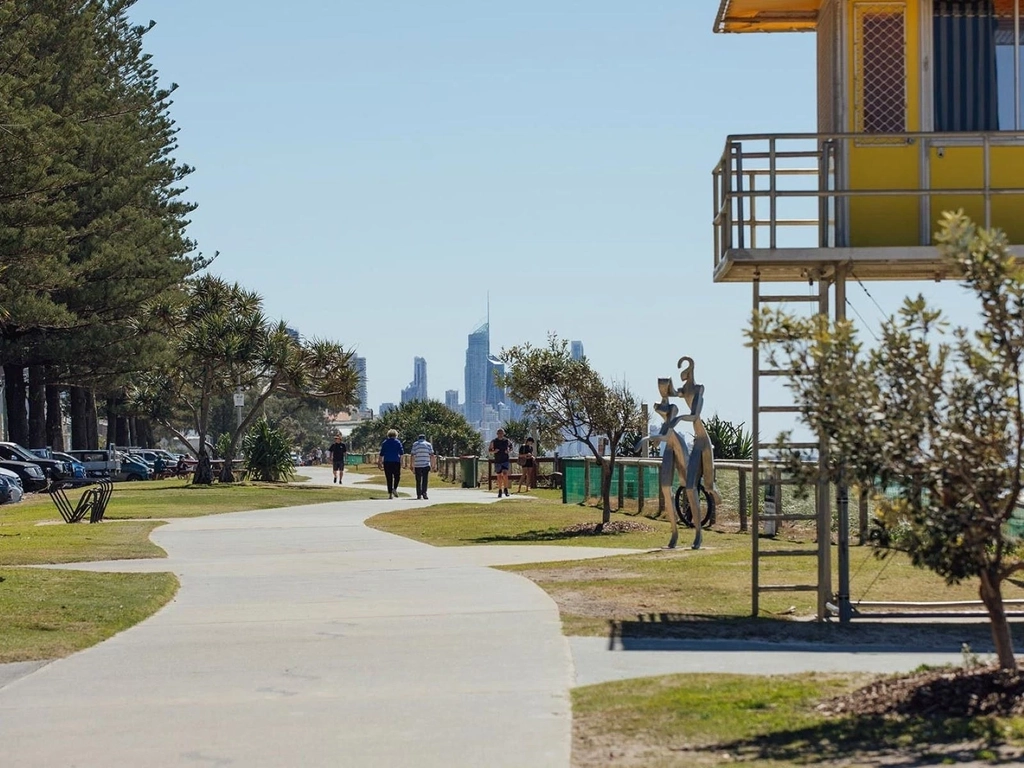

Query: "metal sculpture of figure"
(636, 357), (722, 549)
(674, 357), (722, 545)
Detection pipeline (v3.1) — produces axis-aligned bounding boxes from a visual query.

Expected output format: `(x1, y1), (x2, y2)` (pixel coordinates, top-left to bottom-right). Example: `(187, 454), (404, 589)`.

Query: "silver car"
(0, 467), (24, 504)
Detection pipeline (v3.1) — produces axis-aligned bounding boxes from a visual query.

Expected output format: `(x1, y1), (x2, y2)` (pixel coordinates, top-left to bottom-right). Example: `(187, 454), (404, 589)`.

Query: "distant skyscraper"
(570, 340), (585, 361)
(486, 357), (505, 409)
(379, 402), (396, 416)
(464, 322), (489, 424)
(285, 326), (301, 342)
(351, 356), (368, 411)
(445, 389), (459, 411)
(401, 356), (428, 403)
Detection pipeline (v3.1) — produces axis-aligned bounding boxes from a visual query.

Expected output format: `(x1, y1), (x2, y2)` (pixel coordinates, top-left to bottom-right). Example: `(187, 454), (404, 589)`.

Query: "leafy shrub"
(704, 414), (753, 460)
(243, 418), (296, 482)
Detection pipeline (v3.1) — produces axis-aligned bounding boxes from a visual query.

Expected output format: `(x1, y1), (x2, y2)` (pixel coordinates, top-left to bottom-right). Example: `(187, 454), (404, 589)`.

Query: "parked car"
(51, 452), (90, 485)
(127, 450), (161, 473)
(0, 459), (49, 492)
(115, 452), (151, 481)
(65, 449), (121, 479)
(0, 468), (23, 503)
(0, 443), (70, 482)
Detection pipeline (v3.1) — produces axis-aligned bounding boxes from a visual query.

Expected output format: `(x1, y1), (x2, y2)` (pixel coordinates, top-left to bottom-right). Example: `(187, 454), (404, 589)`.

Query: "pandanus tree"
(129, 275), (357, 484)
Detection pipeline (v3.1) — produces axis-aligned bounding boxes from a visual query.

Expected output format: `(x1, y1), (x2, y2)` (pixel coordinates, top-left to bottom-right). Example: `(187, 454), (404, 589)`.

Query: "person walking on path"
(378, 429), (404, 499)
(489, 428), (512, 498)
(517, 437), (536, 492)
(410, 434), (434, 499)
(328, 435), (348, 484)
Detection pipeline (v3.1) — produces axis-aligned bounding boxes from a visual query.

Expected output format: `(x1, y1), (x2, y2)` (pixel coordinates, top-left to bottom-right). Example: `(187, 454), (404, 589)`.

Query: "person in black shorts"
(517, 437), (536, 492)
(327, 434), (347, 484)
(489, 428), (512, 498)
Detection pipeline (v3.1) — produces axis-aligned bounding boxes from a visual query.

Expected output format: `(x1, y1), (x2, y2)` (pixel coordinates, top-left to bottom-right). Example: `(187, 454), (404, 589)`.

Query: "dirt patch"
(559, 520), (657, 536)
(820, 664), (1024, 717)
(512, 566), (645, 583)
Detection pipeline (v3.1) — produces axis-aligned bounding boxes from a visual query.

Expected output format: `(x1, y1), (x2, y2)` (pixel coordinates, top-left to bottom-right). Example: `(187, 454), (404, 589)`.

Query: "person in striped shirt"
(411, 434), (434, 500)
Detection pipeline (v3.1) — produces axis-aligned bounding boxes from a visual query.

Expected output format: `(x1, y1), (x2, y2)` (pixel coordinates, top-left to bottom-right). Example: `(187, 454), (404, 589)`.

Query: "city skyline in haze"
(128, 1), (980, 428)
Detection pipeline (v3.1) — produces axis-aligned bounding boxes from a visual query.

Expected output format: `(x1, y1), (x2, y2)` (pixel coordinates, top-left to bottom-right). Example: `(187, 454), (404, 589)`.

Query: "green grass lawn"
(0, 478), (379, 662)
(0, 568), (178, 663)
(572, 672), (1024, 767)
(365, 482), (1012, 633)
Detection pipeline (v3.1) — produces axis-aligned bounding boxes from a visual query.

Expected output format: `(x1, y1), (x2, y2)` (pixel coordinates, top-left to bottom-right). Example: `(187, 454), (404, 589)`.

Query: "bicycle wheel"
(674, 483), (715, 528)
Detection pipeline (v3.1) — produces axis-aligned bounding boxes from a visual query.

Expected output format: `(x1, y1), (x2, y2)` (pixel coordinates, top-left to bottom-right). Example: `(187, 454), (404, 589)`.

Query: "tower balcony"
(712, 131), (1024, 283)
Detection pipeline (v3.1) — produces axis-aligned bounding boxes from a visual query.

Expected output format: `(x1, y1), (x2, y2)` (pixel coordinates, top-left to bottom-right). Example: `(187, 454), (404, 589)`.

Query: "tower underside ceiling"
(715, 0), (819, 33)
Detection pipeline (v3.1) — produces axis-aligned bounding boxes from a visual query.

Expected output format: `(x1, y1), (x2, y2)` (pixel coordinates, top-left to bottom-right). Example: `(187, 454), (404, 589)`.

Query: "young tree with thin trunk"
(499, 335), (644, 525)
(749, 211), (1024, 670)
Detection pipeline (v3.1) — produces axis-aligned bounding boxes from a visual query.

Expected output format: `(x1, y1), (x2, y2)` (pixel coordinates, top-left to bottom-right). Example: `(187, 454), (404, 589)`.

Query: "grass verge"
(365, 485), (1017, 643)
(572, 671), (1024, 767)
(0, 568), (178, 663)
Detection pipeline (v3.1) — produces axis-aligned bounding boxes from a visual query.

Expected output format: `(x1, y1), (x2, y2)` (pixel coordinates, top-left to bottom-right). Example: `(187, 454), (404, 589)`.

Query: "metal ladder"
(751, 273), (833, 620)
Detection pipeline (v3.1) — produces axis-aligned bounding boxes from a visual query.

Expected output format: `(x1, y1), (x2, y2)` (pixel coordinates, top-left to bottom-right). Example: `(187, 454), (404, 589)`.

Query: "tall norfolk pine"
(0, 2), (204, 437)
(749, 212), (1024, 670)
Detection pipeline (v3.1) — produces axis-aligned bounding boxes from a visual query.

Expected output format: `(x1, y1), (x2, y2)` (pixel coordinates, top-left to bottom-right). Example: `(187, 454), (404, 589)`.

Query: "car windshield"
(4, 443), (38, 461)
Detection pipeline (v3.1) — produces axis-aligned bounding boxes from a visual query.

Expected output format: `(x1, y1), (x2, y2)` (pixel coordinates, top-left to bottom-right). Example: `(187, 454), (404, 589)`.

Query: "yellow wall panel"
(846, 1), (922, 247)
(929, 146), (1024, 242)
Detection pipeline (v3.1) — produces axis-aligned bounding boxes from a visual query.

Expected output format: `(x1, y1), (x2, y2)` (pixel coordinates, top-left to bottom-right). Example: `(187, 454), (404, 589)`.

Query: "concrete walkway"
(0, 468), (640, 768)
(0, 467), (973, 766)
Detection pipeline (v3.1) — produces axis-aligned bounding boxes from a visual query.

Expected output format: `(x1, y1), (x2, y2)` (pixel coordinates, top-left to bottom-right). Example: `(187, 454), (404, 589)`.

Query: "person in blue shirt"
(377, 429), (404, 499)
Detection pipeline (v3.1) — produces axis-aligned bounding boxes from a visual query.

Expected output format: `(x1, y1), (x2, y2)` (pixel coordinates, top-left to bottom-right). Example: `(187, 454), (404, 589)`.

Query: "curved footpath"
(0, 467), (968, 767)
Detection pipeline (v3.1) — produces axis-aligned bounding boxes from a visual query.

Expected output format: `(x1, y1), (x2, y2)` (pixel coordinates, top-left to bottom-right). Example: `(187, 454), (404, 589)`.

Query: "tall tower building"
(464, 322), (489, 424)
(413, 356), (427, 400)
(351, 356), (368, 411)
(486, 357), (505, 410)
(445, 389), (460, 411)
(570, 340), (585, 361)
(401, 356), (428, 403)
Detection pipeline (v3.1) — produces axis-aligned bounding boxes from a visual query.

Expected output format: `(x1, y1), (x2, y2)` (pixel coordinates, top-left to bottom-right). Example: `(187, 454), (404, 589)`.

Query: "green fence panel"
(562, 459), (586, 504)
(561, 461), (684, 505)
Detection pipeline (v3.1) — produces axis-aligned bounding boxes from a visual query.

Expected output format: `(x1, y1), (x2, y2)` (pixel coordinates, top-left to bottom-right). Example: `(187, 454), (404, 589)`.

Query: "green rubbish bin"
(460, 456), (478, 488)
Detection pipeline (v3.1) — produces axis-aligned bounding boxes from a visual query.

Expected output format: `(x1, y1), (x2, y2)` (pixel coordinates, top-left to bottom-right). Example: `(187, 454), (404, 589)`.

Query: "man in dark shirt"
(489, 428), (512, 498)
(377, 429), (404, 499)
(328, 434), (347, 484)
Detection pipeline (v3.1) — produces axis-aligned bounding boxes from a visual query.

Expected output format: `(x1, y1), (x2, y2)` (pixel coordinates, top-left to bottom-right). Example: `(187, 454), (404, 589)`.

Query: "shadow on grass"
(608, 613), (1000, 653)
(707, 714), (1018, 765)
(470, 528), (622, 544)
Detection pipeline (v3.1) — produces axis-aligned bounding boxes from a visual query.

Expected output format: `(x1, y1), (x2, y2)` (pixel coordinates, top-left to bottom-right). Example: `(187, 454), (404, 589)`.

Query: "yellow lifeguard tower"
(712, 0), (1024, 620)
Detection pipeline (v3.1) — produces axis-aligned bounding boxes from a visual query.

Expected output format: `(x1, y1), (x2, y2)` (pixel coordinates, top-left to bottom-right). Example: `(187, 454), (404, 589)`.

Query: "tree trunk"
(4, 364), (28, 445)
(27, 365), (46, 448)
(218, 450), (236, 483)
(70, 386), (90, 449)
(136, 419), (154, 449)
(600, 458), (613, 525)
(980, 568), (1017, 670)
(84, 389), (99, 449)
(45, 384), (64, 451)
(115, 414), (130, 447)
(193, 451), (214, 485)
(218, 432), (240, 483)
(105, 397), (116, 448)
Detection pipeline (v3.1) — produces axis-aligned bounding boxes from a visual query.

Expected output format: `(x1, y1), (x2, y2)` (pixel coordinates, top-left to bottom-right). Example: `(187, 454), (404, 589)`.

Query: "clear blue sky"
(130, 0), (974, 426)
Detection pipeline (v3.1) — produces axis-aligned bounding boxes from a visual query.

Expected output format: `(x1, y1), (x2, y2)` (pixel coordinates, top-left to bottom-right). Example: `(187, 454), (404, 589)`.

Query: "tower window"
(855, 5), (908, 133)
